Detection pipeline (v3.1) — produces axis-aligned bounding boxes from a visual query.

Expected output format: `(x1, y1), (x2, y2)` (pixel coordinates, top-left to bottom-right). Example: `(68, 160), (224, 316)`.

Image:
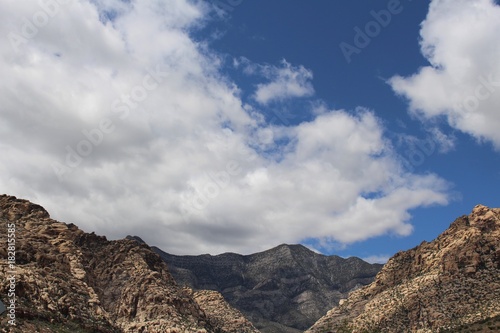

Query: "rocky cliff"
(0, 195), (259, 333)
(154, 243), (382, 333)
(306, 205), (500, 333)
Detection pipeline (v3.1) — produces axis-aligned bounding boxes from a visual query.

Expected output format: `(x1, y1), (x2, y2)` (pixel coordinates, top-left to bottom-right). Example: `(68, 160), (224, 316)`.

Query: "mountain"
(306, 204), (500, 333)
(153, 243), (382, 333)
(0, 195), (259, 333)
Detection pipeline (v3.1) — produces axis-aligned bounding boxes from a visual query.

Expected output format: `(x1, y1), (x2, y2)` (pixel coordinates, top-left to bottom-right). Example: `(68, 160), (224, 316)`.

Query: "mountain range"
(1, 194), (499, 333)
(152, 243), (382, 333)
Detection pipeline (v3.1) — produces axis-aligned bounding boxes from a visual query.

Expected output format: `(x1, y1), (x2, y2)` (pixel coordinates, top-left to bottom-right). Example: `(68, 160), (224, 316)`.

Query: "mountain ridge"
(0, 194), (259, 333)
(306, 204), (500, 333)
(153, 241), (382, 333)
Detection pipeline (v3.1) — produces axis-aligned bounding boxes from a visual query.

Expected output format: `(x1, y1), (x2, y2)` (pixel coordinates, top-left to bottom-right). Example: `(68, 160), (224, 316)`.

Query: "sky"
(1, 0), (499, 263)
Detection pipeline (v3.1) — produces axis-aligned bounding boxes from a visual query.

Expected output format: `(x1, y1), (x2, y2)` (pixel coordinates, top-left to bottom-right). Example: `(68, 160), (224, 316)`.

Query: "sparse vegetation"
(2, 318), (119, 333)
(307, 205), (500, 333)
(440, 315), (500, 333)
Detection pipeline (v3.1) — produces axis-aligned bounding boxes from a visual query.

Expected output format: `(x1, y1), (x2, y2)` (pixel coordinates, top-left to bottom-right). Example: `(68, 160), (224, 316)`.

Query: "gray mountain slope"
(152, 243), (382, 333)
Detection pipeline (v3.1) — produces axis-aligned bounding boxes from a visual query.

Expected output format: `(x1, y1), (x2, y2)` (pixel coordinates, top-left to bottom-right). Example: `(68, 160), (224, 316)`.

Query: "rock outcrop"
(154, 243), (382, 333)
(0, 195), (259, 333)
(306, 205), (500, 333)
(193, 290), (260, 333)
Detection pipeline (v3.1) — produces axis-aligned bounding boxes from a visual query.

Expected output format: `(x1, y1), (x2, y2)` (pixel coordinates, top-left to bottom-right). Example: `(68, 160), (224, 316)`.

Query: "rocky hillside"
(306, 204), (500, 333)
(154, 243), (382, 333)
(0, 195), (259, 333)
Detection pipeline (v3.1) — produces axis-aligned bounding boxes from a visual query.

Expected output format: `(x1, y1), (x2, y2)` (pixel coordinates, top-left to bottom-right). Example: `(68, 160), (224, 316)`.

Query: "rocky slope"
(306, 205), (500, 333)
(154, 243), (382, 333)
(193, 290), (260, 333)
(0, 195), (259, 333)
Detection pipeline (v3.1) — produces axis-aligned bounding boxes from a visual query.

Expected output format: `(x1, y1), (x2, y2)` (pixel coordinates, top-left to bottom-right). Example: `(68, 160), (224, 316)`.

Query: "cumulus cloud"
(0, 0), (449, 255)
(389, 0), (500, 149)
(251, 59), (315, 105)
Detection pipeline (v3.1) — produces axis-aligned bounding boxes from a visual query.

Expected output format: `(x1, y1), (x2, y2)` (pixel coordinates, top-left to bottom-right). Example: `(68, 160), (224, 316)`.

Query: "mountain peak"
(125, 235), (147, 244)
(306, 205), (500, 333)
(266, 243), (315, 255)
(0, 194), (50, 220)
(470, 204), (499, 227)
(157, 242), (381, 333)
(0, 195), (259, 333)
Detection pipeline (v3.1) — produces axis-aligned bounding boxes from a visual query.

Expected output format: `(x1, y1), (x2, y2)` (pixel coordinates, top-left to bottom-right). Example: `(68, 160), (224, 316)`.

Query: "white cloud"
(389, 0), (500, 149)
(0, 0), (449, 255)
(428, 127), (456, 153)
(362, 254), (391, 264)
(252, 59), (315, 105)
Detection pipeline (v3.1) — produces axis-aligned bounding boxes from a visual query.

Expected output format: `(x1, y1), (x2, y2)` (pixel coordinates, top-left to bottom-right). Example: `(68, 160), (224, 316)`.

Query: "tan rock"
(306, 205), (500, 333)
(0, 195), (260, 333)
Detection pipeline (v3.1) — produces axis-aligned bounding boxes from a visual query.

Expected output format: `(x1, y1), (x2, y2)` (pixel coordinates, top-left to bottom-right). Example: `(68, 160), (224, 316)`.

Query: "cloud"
(0, 0), (449, 255)
(389, 0), (500, 149)
(428, 127), (456, 153)
(252, 59), (315, 105)
(362, 254), (391, 264)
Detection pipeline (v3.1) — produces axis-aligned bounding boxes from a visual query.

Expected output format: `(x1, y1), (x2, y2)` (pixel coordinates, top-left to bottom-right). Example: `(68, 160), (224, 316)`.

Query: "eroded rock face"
(306, 205), (500, 333)
(0, 195), (259, 333)
(193, 290), (261, 333)
(154, 243), (382, 333)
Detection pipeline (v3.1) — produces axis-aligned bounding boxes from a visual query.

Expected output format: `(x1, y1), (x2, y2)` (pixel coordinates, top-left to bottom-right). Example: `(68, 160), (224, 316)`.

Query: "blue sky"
(202, 0), (500, 260)
(1, 0), (499, 262)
